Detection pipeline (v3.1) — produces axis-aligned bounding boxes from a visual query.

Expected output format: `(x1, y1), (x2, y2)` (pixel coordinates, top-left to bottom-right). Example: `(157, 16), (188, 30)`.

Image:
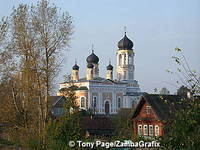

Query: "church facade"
(58, 31), (141, 115)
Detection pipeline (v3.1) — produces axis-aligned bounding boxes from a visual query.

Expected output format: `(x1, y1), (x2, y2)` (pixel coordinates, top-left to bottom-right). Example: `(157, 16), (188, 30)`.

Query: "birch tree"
(0, 0), (73, 148)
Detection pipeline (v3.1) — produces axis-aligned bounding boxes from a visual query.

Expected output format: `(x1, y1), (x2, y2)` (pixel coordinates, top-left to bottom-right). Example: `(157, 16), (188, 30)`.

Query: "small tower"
(116, 29), (135, 81)
(72, 61), (79, 81)
(86, 45), (99, 78)
(86, 63), (94, 80)
(106, 61), (113, 80)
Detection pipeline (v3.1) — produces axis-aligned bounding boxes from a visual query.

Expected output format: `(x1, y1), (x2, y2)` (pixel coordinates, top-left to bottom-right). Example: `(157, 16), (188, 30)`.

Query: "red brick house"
(132, 93), (183, 137)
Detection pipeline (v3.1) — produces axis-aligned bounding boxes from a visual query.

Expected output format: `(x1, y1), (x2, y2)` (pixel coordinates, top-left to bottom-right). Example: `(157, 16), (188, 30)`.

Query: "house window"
(155, 125), (159, 136)
(146, 106), (151, 114)
(57, 108), (61, 114)
(80, 97), (86, 108)
(117, 98), (121, 108)
(93, 96), (97, 108)
(149, 125), (153, 136)
(138, 125), (142, 136)
(54, 108), (58, 115)
(144, 125), (148, 136)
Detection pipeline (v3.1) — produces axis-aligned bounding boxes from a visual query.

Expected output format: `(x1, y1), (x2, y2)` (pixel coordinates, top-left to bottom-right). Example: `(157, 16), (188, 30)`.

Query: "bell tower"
(116, 30), (135, 81)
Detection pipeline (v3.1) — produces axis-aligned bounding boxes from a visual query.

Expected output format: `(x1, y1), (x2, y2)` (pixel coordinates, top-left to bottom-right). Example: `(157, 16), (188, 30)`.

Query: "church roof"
(107, 64), (113, 70)
(87, 63), (94, 68)
(86, 52), (99, 64)
(60, 77), (127, 85)
(124, 92), (143, 96)
(72, 63), (79, 70)
(118, 32), (133, 50)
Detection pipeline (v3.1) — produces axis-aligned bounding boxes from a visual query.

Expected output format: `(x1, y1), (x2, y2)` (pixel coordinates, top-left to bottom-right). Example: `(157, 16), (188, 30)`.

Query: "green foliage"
(46, 87), (85, 150)
(161, 97), (200, 150)
(26, 136), (43, 150)
(163, 47), (200, 149)
(47, 114), (84, 150)
(177, 85), (190, 97)
(111, 108), (133, 140)
(0, 137), (15, 146)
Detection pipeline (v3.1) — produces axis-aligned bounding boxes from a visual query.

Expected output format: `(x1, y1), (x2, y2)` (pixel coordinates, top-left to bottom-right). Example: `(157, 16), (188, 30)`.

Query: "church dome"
(107, 64), (113, 70)
(87, 63), (94, 68)
(86, 51), (99, 64)
(72, 63), (79, 70)
(118, 33), (133, 50)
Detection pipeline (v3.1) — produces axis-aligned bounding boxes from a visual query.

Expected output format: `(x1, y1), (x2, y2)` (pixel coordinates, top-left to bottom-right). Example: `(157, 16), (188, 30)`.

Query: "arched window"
(118, 73), (121, 80)
(105, 101), (109, 115)
(93, 96), (97, 108)
(132, 100), (135, 108)
(117, 97), (121, 108)
(128, 54), (132, 64)
(124, 53), (127, 65)
(124, 71), (126, 79)
(80, 97), (86, 108)
(119, 54), (122, 66)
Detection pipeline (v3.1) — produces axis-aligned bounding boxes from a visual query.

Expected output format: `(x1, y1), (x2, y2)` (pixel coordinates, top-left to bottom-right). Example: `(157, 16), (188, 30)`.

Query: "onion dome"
(107, 64), (113, 70)
(118, 32), (133, 50)
(86, 51), (99, 64)
(72, 63), (79, 70)
(87, 63), (94, 68)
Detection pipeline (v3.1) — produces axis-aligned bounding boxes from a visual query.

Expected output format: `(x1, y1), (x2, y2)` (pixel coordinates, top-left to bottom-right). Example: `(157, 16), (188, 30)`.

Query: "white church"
(58, 31), (141, 115)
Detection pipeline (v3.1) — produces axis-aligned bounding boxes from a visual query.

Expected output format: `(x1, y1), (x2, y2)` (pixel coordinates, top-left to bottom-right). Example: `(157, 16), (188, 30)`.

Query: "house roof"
(80, 116), (114, 130)
(132, 93), (185, 121)
(48, 96), (66, 107)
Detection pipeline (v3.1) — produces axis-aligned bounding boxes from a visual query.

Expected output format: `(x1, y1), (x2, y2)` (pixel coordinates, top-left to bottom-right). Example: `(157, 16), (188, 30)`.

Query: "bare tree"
(167, 47), (200, 95)
(0, 0), (73, 148)
(0, 18), (8, 44)
(30, 0), (73, 127)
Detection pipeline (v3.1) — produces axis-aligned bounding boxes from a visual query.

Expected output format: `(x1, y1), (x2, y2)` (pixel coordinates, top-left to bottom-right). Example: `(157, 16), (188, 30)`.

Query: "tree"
(30, 0), (73, 128)
(161, 96), (200, 150)
(111, 108), (133, 140)
(167, 47), (200, 94)
(159, 87), (170, 95)
(177, 85), (190, 97)
(0, 0), (73, 148)
(46, 86), (84, 150)
(0, 17), (8, 44)
(161, 48), (200, 150)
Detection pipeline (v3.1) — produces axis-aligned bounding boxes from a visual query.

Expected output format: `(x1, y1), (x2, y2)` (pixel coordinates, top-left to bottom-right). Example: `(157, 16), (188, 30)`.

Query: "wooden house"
(132, 93), (183, 137)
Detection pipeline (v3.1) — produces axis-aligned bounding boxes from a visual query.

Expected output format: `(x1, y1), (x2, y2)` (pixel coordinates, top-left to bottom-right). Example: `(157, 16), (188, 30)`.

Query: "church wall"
(59, 81), (140, 115)
(75, 90), (88, 109)
(88, 83), (127, 114)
